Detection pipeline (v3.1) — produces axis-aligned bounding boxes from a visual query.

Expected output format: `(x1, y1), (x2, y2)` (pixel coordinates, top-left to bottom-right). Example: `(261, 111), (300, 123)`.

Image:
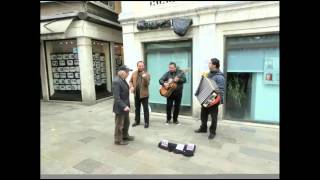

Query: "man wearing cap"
(130, 61), (151, 128)
(112, 65), (134, 145)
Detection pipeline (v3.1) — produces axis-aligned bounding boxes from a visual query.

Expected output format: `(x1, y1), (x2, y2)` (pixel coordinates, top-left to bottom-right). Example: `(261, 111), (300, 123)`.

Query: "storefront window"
(225, 34), (279, 124)
(113, 43), (123, 74)
(45, 39), (81, 101)
(92, 40), (113, 99)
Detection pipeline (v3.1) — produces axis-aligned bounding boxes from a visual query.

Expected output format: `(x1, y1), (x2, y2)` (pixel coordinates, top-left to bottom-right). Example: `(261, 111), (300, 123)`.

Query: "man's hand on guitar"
(174, 77), (180, 82)
(164, 82), (169, 88)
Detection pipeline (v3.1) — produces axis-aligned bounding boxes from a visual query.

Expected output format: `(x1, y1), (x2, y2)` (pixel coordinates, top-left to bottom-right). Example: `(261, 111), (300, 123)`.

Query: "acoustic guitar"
(159, 68), (189, 97)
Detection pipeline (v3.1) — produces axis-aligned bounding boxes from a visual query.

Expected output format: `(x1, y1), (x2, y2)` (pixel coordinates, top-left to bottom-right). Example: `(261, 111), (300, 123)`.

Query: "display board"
(93, 53), (107, 86)
(51, 53), (81, 91)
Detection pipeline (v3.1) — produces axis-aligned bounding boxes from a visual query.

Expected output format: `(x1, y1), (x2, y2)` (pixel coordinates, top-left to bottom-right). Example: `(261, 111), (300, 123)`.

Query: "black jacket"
(112, 76), (130, 115)
(159, 69), (187, 94)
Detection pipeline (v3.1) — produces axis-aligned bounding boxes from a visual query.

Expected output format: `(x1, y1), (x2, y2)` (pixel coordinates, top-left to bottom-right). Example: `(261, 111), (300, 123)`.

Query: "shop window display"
(92, 40), (113, 99)
(45, 39), (81, 101)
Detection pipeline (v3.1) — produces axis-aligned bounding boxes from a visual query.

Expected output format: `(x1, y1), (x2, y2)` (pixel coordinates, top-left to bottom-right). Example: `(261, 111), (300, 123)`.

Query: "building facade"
(118, 1), (279, 124)
(40, 1), (123, 104)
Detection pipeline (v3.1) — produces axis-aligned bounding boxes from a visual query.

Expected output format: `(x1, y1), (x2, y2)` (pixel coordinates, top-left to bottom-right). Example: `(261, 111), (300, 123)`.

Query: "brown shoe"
(114, 141), (129, 145)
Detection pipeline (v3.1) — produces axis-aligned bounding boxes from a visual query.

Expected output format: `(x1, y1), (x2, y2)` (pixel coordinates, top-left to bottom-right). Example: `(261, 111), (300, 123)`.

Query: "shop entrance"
(145, 40), (192, 116)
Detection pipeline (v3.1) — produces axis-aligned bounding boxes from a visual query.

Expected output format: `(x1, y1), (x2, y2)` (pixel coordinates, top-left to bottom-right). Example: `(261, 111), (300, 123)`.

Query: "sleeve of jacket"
(177, 72), (187, 84)
(129, 73), (134, 88)
(213, 75), (225, 96)
(142, 73), (151, 86)
(112, 80), (127, 110)
(159, 72), (168, 86)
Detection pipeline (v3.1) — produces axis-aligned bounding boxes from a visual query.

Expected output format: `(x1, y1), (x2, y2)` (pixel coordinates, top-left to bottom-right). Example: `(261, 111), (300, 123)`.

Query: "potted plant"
(226, 75), (247, 118)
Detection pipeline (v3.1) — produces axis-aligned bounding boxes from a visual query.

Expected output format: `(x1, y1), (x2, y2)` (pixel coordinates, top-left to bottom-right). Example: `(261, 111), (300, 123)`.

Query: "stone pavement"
(41, 100), (279, 175)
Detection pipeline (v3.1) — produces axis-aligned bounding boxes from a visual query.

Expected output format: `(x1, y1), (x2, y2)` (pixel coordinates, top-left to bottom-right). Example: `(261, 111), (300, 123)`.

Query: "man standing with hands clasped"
(130, 61), (151, 128)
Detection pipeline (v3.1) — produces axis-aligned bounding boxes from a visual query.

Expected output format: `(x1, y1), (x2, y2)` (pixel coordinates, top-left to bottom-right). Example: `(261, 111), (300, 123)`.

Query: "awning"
(40, 18), (74, 34)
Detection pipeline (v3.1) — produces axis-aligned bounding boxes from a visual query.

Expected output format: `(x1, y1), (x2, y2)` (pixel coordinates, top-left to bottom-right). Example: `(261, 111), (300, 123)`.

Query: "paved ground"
(41, 100), (279, 175)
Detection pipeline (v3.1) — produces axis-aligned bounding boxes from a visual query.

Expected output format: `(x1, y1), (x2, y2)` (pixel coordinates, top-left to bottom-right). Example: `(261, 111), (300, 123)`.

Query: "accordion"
(195, 76), (221, 108)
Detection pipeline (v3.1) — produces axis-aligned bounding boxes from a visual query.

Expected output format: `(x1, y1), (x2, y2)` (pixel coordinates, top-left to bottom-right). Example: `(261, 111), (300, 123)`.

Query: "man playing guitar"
(159, 62), (186, 125)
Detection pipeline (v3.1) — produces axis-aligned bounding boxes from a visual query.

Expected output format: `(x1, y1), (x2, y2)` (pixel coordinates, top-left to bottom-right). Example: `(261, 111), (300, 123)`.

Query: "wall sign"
(150, 1), (175, 6)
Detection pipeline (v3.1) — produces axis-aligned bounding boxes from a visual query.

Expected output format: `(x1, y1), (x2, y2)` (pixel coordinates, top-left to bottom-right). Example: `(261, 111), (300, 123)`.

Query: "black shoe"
(123, 136), (134, 141)
(114, 141), (129, 145)
(173, 121), (181, 125)
(132, 122), (140, 127)
(165, 120), (171, 125)
(194, 128), (207, 133)
(208, 133), (216, 139)
(144, 123), (149, 128)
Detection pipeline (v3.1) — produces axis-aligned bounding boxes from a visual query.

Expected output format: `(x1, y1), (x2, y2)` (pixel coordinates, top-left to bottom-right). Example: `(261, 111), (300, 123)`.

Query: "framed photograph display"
(75, 67), (80, 72)
(67, 60), (73, 66)
(53, 73), (60, 79)
(57, 67), (64, 72)
(76, 79), (81, 84)
(57, 54), (63, 60)
(75, 72), (80, 78)
(53, 79), (59, 84)
(101, 78), (106, 84)
(63, 54), (69, 59)
(51, 54), (57, 60)
(74, 53), (78, 59)
(101, 68), (105, 73)
(71, 79), (77, 84)
(59, 60), (66, 66)
(96, 79), (102, 86)
(96, 61), (100, 68)
(52, 67), (57, 72)
(66, 85), (72, 90)
(69, 67), (76, 72)
(58, 79), (64, 84)
(60, 85), (66, 90)
(100, 56), (105, 62)
(100, 62), (105, 68)
(63, 67), (69, 72)
(77, 85), (81, 90)
(64, 79), (71, 84)
(60, 73), (66, 79)
(74, 60), (79, 66)
(51, 61), (58, 67)
(71, 85), (77, 90)
(54, 85), (59, 90)
(67, 73), (74, 78)
(69, 53), (75, 59)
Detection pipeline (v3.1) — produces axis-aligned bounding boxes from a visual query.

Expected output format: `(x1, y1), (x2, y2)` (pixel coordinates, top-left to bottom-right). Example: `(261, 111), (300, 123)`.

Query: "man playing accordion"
(194, 58), (225, 139)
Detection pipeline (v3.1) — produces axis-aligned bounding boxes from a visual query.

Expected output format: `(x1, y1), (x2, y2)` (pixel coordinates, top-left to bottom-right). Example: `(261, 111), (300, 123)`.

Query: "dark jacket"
(112, 76), (130, 115)
(159, 69), (187, 95)
(208, 70), (225, 104)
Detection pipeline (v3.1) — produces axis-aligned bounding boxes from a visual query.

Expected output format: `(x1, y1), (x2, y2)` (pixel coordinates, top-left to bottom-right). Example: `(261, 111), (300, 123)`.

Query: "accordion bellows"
(158, 139), (196, 157)
(195, 76), (221, 107)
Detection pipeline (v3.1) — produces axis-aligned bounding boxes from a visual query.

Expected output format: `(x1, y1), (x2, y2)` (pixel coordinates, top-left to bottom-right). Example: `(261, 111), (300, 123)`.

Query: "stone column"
(77, 37), (96, 104)
(40, 40), (49, 101)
